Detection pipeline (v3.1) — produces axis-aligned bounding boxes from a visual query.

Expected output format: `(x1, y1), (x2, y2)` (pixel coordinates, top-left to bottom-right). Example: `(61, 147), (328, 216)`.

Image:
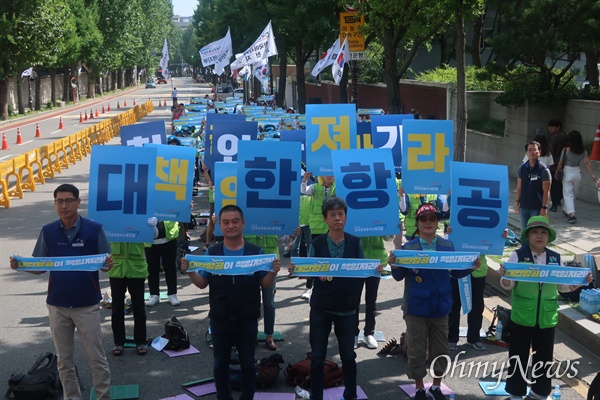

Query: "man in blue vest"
(9, 184), (113, 400)
(182, 204), (280, 400)
(515, 141), (551, 230)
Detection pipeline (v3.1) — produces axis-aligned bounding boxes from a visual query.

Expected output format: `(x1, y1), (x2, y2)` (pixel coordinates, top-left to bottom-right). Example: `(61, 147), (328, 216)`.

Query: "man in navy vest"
(9, 184), (113, 400)
(182, 204), (280, 400)
(515, 141), (551, 230)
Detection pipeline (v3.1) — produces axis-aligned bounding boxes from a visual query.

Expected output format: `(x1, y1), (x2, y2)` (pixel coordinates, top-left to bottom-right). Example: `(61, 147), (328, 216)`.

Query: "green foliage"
(358, 42), (385, 84)
(415, 65), (504, 91)
(45, 101), (53, 109)
(467, 118), (505, 136)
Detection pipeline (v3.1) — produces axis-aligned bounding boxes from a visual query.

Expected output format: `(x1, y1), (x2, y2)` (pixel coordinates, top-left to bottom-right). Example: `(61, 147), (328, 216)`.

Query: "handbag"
(555, 148), (566, 181)
(163, 315), (190, 351)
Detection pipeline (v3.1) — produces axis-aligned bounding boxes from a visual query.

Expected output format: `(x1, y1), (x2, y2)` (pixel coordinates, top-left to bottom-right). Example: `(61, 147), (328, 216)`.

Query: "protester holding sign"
(288, 197), (371, 400)
(388, 204), (478, 400)
(181, 205), (280, 400)
(499, 216), (592, 400)
(9, 184), (113, 400)
(398, 185), (448, 240)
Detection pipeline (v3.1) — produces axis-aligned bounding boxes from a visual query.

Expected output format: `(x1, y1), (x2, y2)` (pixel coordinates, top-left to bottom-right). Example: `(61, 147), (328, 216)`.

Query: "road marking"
(0, 154), (14, 160)
(19, 140), (33, 145)
(50, 130), (60, 135)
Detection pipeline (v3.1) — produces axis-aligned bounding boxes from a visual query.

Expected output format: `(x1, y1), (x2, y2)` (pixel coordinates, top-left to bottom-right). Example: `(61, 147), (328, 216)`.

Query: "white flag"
(21, 67), (33, 78)
(311, 38), (340, 77)
(332, 36), (351, 85)
(200, 28), (233, 76)
(160, 38), (170, 77)
(253, 59), (269, 83)
(239, 65), (252, 81)
(230, 21), (277, 69)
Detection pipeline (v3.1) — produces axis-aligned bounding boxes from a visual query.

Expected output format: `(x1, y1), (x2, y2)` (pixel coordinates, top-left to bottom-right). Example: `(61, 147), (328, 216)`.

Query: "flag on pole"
(311, 38), (340, 77)
(21, 67), (33, 78)
(230, 21), (277, 69)
(200, 28), (233, 76)
(332, 36), (350, 85)
(253, 59), (269, 83)
(160, 38), (170, 77)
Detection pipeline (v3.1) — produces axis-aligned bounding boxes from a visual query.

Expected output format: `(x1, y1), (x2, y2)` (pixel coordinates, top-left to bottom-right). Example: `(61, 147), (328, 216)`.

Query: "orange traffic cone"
(84, 111), (88, 121)
(124, 99), (127, 107)
(89, 108), (94, 119)
(80, 112), (83, 123)
(590, 123), (600, 161)
(102, 105), (105, 114)
(35, 123), (42, 138)
(133, 99), (136, 106)
(95, 108), (99, 117)
(158, 99), (162, 107)
(108, 103), (111, 112)
(117, 101), (120, 109)
(59, 116), (64, 129)
(1, 132), (9, 150)
(15, 128), (23, 144)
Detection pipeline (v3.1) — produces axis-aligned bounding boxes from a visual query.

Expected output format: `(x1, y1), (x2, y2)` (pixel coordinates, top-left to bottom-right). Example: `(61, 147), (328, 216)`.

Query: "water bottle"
(449, 394), (455, 400)
(551, 384), (561, 400)
(295, 385), (311, 399)
(495, 320), (503, 340)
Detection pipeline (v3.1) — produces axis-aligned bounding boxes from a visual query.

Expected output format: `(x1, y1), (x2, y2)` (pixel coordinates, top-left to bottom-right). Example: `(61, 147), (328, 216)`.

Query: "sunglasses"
(418, 215), (437, 223)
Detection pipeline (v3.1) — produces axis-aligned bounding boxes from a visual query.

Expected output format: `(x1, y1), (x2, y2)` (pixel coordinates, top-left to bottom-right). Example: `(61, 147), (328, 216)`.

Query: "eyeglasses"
(54, 198), (77, 206)
(418, 215), (437, 223)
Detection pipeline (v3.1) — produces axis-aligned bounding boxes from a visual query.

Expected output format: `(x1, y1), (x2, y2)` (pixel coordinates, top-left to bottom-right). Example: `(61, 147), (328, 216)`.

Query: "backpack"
(257, 353), (284, 389)
(163, 316), (190, 351)
(559, 260), (595, 302)
(5, 352), (62, 400)
(284, 352), (343, 389)
(486, 305), (512, 343)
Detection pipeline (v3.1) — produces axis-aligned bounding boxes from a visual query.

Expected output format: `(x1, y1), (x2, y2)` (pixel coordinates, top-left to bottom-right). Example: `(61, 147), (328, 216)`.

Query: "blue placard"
(145, 144), (196, 222)
(186, 254), (276, 275)
(237, 141), (302, 235)
(88, 145), (157, 242)
(369, 114), (413, 173)
(449, 162), (509, 255)
(356, 121), (372, 149)
(305, 104), (358, 175)
(503, 263), (590, 285)
(13, 254), (109, 272)
(290, 257), (380, 278)
(213, 161), (238, 236)
(391, 250), (478, 269)
(331, 148), (399, 237)
(458, 275), (473, 315)
(401, 120), (453, 194)
(204, 114), (248, 171)
(204, 120), (257, 172)
(120, 120), (166, 147)
(280, 130), (306, 166)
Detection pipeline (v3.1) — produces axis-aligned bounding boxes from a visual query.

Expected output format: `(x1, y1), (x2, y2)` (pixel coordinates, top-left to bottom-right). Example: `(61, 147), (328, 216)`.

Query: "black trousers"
(356, 276), (380, 336)
(549, 166), (563, 206)
(145, 239), (178, 296)
(109, 277), (146, 346)
(448, 275), (486, 344)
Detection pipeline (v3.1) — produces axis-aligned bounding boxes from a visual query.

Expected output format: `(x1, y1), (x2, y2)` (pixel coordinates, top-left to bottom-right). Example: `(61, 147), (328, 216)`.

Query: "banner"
(120, 120), (166, 147)
(204, 120), (257, 171)
(200, 28), (233, 75)
(290, 257), (380, 278)
(13, 254), (109, 272)
(391, 250), (478, 270)
(253, 59), (269, 83)
(237, 141), (301, 235)
(213, 161), (237, 236)
(401, 120), (453, 194)
(280, 130), (306, 165)
(369, 114), (414, 173)
(332, 35), (351, 84)
(145, 144), (196, 222)
(88, 146), (157, 243)
(449, 162), (509, 255)
(160, 38), (170, 77)
(305, 104), (357, 175)
(311, 38), (340, 77)
(186, 254), (276, 275)
(502, 263), (590, 285)
(458, 275), (473, 314)
(230, 21), (277, 69)
(331, 148), (399, 237)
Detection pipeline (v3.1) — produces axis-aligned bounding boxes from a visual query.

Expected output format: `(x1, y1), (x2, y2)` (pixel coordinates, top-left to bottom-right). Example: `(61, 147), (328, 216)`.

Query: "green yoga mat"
(144, 291), (168, 300)
(257, 331), (284, 341)
(90, 385), (139, 399)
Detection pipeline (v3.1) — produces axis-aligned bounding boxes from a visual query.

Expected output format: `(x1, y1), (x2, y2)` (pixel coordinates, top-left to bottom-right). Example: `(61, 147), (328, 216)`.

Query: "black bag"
(163, 316), (190, 351)
(257, 353), (284, 389)
(559, 260), (595, 302)
(6, 352), (62, 400)
(487, 305), (512, 343)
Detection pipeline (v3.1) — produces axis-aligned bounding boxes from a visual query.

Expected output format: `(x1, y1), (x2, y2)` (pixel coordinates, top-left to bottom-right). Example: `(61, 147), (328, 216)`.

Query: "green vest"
(404, 194), (438, 238)
(163, 221), (180, 241)
(359, 236), (387, 264)
(107, 242), (149, 279)
(471, 255), (488, 278)
(308, 183), (336, 234)
(299, 195), (311, 226)
(244, 235), (280, 257)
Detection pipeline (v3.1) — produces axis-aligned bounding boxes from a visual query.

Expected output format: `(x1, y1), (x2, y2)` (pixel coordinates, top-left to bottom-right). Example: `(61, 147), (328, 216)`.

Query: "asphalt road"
(0, 78), (596, 399)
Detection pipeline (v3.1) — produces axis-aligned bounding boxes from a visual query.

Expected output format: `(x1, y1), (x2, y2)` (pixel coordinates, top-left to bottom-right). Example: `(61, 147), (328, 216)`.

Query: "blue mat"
(478, 381), (529, 396)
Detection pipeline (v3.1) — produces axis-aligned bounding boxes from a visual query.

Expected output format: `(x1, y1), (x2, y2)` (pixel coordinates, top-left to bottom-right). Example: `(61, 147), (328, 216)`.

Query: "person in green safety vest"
(398, 183), (448, 240)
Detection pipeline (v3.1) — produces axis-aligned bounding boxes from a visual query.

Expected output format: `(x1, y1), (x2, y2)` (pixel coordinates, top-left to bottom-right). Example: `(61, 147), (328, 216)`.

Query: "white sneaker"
(300, 288), (312, 300)
(145, 295), (159, 307)
(168, 294), (181, 306)
(365, 334), (378, 349)
(354, 336), (359, 349)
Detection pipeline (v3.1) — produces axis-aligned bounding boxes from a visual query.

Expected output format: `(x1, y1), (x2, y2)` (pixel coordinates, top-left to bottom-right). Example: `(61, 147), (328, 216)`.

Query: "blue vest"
(206, 241), (263, 321)
(309, 233), (364, 312)
(518, 160), (548, 210)
(42, 218), (103, 308)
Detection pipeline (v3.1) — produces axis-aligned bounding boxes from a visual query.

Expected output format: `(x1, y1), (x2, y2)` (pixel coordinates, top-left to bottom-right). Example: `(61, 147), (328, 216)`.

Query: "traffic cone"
(589, 123), (600, 161)
(133, 99), (136, 106)
(79, 112), (83, 123)
(107, 103), (111, 112)
(95, 108), (99, 117)
(35, 123), (42, 138)
(102, 105), (105, 114)
(117, 101), (120, 109)
(15, 128), (23, 144)
(89, 108), (94, 119)
(84, 110), (88, 121)
(1, 132), (9, 150)
(59, 116), (64, 129)
(158, 99), (162, 107)
(124, 99), (127, 107)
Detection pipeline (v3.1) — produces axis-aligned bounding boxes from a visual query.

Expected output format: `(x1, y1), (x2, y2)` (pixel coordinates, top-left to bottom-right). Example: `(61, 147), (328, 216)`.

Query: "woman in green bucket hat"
(499, 216), (592, 400)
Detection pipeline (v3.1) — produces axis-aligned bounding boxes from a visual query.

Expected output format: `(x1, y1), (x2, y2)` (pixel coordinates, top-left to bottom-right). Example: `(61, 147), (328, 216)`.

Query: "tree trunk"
(87, 71), (95, 99)
(34, 71), (41, 110)
(62, 68), (70, 102)
(438, 34), (448, 67)
(382, 32), (401, 114)
(295, 42), (307, 114)
(50, 68), (57, 105)
(585, 50), (599, 88)
(276, 52), (288, 109)
(339, 64), (349, 103)
(470, 13), (485, 68)
(455, 7), (468, 162)
(0, 79), (8, 120)
(17, 78), (25, 114)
